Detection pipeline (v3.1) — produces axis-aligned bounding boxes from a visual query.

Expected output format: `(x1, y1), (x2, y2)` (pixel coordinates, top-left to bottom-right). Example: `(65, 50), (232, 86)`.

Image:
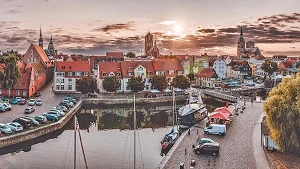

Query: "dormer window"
(102, 73), (107, 77)
(128, 72), (133, 76)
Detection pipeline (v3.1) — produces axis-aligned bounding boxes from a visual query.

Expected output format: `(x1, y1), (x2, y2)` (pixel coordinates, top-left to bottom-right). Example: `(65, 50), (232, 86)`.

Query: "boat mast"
(172, 88), (175, 127)
(74, 116), (77, 169)
(133, 93), (136, 169)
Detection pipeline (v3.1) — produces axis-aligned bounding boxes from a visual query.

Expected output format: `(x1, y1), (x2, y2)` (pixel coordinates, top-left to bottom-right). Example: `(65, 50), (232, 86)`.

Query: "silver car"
(28, 99), (36, 106)
(0, 123), (13, 134)
(7, 122), (23, 132)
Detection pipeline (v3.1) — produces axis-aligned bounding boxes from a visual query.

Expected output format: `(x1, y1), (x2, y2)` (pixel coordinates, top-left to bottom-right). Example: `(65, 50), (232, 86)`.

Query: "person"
(251, 98), (253, 106)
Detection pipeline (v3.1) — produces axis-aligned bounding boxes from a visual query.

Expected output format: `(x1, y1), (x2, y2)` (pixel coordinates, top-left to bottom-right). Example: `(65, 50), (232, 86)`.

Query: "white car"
(7, 122), (23, 132)
(28, 99), (36, 106)
(3, 103), (11, 111)
(0, 123), (13, 134)
(49, 109), (65, 116)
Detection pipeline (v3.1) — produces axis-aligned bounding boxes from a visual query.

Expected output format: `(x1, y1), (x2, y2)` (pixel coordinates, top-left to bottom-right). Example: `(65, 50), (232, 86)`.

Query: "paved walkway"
(160, 101), (270, 169)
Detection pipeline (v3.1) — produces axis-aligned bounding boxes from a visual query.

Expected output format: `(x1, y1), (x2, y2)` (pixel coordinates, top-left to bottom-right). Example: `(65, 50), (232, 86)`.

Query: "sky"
(1, 0), (300, 57)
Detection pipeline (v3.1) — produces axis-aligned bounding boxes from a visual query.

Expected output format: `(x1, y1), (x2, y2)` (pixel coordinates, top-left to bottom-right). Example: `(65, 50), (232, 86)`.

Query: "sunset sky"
(1, 0), (300, 57)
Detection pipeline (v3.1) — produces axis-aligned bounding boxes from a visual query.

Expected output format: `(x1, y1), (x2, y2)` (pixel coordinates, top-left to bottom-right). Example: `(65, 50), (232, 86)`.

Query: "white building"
(212, 58), (226, 79)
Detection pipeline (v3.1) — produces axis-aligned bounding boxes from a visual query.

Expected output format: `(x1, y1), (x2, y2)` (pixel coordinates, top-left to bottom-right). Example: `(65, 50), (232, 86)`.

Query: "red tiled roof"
(14, 62), (31, 89)
(195, 68), (216, 78)
(56, 61), (90, 72)
(32, 45), (52, 67)
(106, 52), (123, 58)
(279, 61), (292, 69)
(121, 61), (154, 78)
(31, 62), (46, 77)
(98, 62), (122, 79)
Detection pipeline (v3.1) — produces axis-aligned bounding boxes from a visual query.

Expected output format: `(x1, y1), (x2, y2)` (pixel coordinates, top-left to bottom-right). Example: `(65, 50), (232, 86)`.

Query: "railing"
(203, 90), (238, 102)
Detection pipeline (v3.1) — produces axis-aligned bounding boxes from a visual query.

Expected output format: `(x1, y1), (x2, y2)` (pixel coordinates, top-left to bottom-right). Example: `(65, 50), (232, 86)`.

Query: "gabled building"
(211, 57), (226, 79)
(248, 57), (266, 76)
(97, 62), (122, 92)
(195, 68), (220, 88)
(227, 60), (252, 78)
(54, 61), (91, 93)
(278, 60), (300, 75)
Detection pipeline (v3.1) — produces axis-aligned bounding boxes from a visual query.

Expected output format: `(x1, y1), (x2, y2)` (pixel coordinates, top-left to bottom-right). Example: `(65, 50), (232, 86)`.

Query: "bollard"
(191, 160), (196, 166)
(197, 129), (198, 134)
(188, 129), (190, 135)
(180, 163), (184, 169)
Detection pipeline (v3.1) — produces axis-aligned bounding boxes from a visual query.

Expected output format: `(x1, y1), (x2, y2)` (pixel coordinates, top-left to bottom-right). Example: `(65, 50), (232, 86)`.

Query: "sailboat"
(160, 89), (179, 150)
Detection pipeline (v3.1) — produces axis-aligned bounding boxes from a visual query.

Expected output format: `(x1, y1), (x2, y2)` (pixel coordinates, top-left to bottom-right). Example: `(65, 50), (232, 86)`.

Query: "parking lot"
(0, 82), (70, 124)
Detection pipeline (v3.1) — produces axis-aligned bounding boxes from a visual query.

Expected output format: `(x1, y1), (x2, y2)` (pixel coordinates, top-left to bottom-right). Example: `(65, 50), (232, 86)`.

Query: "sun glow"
(172, 24), (183, 33)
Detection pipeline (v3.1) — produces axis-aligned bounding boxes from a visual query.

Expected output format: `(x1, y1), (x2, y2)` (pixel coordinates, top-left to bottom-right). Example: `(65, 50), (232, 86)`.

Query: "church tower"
(152, 38), (160, 58)
(237, 27), (245, 57)
(39, 26), (43, 48)
(145, 31), (153, 55)
(48, 35), (55, 56)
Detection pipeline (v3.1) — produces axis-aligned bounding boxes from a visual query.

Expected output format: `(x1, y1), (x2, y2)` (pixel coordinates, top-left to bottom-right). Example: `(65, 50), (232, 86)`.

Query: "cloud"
(158, 21), (177, 25)
(197, 28), (215, 33)
(5, 0), (16, 2)
(92, 21), (135, 33)
(7, 10), (22, 14)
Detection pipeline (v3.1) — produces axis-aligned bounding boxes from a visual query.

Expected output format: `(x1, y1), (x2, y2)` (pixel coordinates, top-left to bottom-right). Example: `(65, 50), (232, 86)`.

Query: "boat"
(178, 89), (207, 129)
(160, 89), (179, 150)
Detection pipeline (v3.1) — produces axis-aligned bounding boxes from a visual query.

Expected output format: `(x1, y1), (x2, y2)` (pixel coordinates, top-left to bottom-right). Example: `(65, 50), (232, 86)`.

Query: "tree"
(187, 73), (195, 81)
(76, 77), (97, 97)
(127, 77), (144, 93)
(126, 52), (136, 58)
(261, 60), (278, 77)
(263, 74), (300, 155)
(172, 75), (190, 89)
(102, 76), (121, 93)
(150, 75), (168, 91)
(0, 54), (20, 97)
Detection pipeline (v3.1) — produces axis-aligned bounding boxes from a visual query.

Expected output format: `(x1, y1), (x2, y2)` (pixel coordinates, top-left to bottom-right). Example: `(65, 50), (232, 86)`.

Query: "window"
(95, 64), (98, 68)
(68, 72), (72, 76)
(61, 85), (65, 90)
(69, 66), (72, 69)
(61, 78), (65, 83)
(62, 66), (65, 69)
(102, 73), (107, 77)
(16, 90), (20, 96)
(68, 78), (72, 84)
(56, 85), (60, 90)
(0, 89), (2, 94)
(84, 72), (88, 76)
(68, 85), (72, 90)
(75, 72), (82, 76)
(148, 72), (152, 76)
(128, 72), (133, 76)
(138, 67), (143, 71)
(169, 70), (174, 75)
(117, 73), (121, 77)
(56, 78), (60, 83)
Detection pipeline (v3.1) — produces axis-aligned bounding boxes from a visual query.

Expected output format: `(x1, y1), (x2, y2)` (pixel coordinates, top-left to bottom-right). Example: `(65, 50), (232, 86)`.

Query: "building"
(195, 68), (220, 88)
(227, 60), (252, 78)
(248, 58), (266, 76)
(38, 27), (57, 59)
(211, 57), (226, 79)
(54, 61), (91, 93)
(237, 27), (245, 56)
(144, 32), (160, 58)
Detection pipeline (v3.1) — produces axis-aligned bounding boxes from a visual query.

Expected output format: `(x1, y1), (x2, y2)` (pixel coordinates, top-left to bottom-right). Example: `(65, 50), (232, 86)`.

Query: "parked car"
(34, 91), (41, 97)
(34, 115), (47, 124)
(19, 99), (27, 105)
(66, 97), (76, 103)
(55, 106), (67, 112)
(4, 98), (10, 103)
(204, 124), (226, 136)
(0, 123), (13, 134)
(11, 98), (18, 104)
(36, 99), (42, 106)
(63, 100), (74, 107)
(0, 104), (6, 112)
(23, 117), (40, 126)
(24, 107), (35, 114)
(12, 118), (32, 129)
(7, 122), (23, 132)
(193, 142), (220, 156)
(0, 96), (4, 102)
(44, 111), (61, 117)
(28, 99), (36, 106)
(59, 102), (70, 109)
(88, 93), (98, 98)
(3, 103), (11, 111)
(199, 138), (217, 145)
(16, 97), (22, 102)
(43, 113), (58, 122)
(49, 109), (65, 116)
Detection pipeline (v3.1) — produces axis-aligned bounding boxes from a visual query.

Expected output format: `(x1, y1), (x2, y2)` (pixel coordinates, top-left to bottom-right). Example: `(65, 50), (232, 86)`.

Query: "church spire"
(39, 25), (43, 48)
(240, 27), (243, 37)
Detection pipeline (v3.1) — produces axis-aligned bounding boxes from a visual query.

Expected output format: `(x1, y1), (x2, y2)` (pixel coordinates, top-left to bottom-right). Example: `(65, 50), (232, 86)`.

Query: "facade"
(54, 61), (91, 93)
(144, 32), (160, 58)
(212, 58), (226, 79)
(195, 68), (220, 88)
(227, 60), (252, 79)
(97, 58), (184, 93)
(249, 63), (257, 77)
(248, 58), (266, 76)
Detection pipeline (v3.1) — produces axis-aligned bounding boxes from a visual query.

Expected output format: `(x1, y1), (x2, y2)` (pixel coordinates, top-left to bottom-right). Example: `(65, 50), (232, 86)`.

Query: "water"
(0, 103), (185, 169)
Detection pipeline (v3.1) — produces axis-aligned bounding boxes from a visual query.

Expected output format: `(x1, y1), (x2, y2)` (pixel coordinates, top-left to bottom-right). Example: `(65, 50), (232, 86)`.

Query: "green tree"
(261, 60), (278, 77)
(126, 52), (136, 58)
(263, 74), (300, 155)
(76, 77), (97, 97)
(0, 54), (20, 97)
(172, 75), (190, 89)
(150, 75), (168, 91)
(102, 76), (121, 93)
(127, 77), (144, 93)
(187, 73), (195, 81)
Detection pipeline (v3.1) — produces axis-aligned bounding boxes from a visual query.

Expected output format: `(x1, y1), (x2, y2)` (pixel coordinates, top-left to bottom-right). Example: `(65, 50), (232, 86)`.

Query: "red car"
(19, 99), (27, 105)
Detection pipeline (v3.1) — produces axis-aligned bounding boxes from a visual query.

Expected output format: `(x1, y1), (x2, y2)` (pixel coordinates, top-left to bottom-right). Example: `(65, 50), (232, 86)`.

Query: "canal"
(0, 99), (224, 169)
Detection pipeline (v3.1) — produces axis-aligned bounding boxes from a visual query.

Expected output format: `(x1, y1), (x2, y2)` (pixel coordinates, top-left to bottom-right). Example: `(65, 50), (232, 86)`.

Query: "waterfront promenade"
(159, 101), (269, 169)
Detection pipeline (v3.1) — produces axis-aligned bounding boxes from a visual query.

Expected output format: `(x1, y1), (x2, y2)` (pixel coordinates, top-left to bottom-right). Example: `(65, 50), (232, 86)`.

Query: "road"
(162, 101), (265, 169)
(0, 81), (68, 124)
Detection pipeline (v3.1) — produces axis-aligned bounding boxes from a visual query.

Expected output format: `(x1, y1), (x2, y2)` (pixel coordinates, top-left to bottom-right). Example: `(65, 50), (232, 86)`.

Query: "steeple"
(39, 26), (43, 48)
